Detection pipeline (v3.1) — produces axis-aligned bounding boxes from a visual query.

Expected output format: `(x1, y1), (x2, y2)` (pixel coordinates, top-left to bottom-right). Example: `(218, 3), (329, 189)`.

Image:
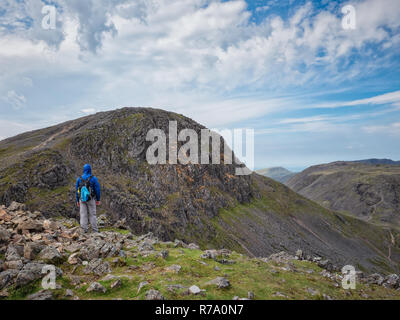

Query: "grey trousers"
(80, 199), (98, 232)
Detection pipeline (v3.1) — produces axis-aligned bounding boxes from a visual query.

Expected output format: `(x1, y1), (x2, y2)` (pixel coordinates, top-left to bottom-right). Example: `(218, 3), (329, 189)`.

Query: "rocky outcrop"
(0, 108), (399, 275)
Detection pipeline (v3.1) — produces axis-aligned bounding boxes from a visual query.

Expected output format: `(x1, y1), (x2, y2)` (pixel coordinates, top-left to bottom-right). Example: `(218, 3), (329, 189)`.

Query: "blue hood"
(82, 164), (92, 179)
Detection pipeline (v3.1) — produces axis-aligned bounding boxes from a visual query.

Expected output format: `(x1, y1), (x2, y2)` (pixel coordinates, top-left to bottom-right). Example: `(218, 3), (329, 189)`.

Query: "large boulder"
(0, 269), (19, 290)
(83, 259), (111, 276)
(0, 226), (11, 244)
(27, 290), (54, 300)
(15, 263), (62, 288)
(37, 247), (63, 264)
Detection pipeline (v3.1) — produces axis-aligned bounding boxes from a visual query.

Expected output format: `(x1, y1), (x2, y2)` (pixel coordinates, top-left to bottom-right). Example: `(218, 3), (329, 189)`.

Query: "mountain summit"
(0, 107), (399, 273)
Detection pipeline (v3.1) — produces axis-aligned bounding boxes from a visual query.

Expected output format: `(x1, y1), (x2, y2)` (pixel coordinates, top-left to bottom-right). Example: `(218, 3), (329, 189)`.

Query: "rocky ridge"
(1, 202), (399, 300)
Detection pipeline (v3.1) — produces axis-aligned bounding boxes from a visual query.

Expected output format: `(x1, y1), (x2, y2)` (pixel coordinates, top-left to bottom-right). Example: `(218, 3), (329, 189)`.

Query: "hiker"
(76, 164), (101, 233)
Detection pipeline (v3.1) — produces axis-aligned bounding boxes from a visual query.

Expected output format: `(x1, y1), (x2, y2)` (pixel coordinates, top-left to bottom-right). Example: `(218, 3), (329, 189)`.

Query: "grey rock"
(0, 269), (19, 290)
(189, 285), (201, 295)
(111, 279), (122, 289)
(27, 290), (54, 300)
(166, 264), (182, 273)
(145, 289), (164, 300)
(5, 260), (23, 270)
(8, 202), (26, 212)
(83, 259), (111, 276)
(383, 274), (399, 289)
(137, 281), (149, 293)
(24, 242), (46, 260)
(206, 277), (230, 289)
(65, 289), (74, 297)
(86, 282), (106, 293)
(0, 226), (11, 244)
(188, 243), (200, 250)
(158, 250), (169, 259)
(38, 247), (62, 264)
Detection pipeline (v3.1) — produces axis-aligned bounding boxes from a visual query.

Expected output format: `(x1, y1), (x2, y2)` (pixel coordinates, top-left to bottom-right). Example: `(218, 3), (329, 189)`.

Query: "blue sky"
(0, 0), (400, 171)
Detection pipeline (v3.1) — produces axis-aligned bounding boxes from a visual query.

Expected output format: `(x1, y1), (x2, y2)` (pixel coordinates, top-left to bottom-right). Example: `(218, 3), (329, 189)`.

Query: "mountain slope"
(0, 108), (399, 274)
(1, 204), (399, 300)
(256, 167), (296, 183)
(286, 161), (400, 228)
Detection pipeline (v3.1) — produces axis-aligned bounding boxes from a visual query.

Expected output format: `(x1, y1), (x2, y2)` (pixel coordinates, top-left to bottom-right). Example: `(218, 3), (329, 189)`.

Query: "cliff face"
(0, 108), (399, 274)
(286, 161), (400, 227)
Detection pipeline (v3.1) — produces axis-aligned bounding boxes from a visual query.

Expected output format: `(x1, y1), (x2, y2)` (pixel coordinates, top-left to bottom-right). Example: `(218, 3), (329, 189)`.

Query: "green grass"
(3, 229), (400, 300)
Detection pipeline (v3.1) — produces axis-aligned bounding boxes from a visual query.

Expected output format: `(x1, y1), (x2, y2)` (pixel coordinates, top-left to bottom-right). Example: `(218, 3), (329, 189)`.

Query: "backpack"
(78, 175), (94, 202)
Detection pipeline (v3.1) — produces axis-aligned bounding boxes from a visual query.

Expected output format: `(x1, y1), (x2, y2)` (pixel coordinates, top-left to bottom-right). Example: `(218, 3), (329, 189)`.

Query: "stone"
(43, 219), (59, 231)
(24, 242), (45, 260)
(68, 253), (81, 265)
(5, 244), (23, 261)
(205, 277), (230, 289)
(0, 270), (19, 290)
(189, 285), (201, 295)
(200, 250), (218, 260)
(15, 263), (62, 288)
(111, 279), (122, 289)
(16, 219), (43, 233)
(0, 226), (11, 244)
(65, 289), (74, 297)
(83, 259), (111, 276)
(86, 282), (106, 293)
(306, 287), (320, 296)
(295, 249), (304, 260)
(137, 281), (149, 293)
(27, 290), (54, 300)
(166, 284), (186, 292)
(383, 274), (399, 289)
(38, 247), (63, 264)
(138, 240), (155, 252)
(8, 202), (26, 212)
(111, 257), (126, 267)
(265, 251), (295, 263)
(5, 260), (23, 270)
(188, 243), (200, 250)
(174, 239), (188, 248)
(145, 289), (164, 300)
(365, 273), (385, 286)
(158, 250), (169, 259)
(65, 243), (81, 253)
(166, 264), (182, 273)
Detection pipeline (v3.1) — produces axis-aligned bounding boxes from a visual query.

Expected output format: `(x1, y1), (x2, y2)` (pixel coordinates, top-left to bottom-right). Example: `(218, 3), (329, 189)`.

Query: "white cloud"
(363, 122), (400, 135)
(3, 90), (26, 109)
(0, 0), (399, 133)
(82, 108), (96, 114)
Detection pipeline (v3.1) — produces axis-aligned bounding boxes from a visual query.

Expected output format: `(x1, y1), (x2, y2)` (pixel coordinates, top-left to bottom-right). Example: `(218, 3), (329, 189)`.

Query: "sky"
(0, 0), (399, 171)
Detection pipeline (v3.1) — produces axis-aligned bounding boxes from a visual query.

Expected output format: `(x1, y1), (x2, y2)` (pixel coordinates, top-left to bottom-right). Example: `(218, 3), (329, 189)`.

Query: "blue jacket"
(76, 164), (101, 202)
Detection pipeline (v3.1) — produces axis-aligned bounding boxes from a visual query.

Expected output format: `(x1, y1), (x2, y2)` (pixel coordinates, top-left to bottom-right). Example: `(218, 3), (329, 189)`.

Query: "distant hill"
(256, 167), (296, 183)
(354, 159), (400, 165)
(286, 160), (400, 228)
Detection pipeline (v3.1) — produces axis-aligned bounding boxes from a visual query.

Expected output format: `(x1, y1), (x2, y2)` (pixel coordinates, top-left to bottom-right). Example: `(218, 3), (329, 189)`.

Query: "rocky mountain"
(256, 167), (296, 183)
(286, 161), (400, 227)
(1, 202), (399, 300)
(0, 107), (400, 274)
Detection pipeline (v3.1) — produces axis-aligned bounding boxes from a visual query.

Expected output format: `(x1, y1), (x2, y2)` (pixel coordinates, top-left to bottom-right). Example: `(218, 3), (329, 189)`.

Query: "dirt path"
(32, 124), (74, 151)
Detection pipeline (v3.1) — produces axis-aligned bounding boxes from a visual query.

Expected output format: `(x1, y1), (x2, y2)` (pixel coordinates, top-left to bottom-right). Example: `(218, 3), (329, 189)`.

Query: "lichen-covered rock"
(86, 282), (106, 294)
(145, 289), (164, 300)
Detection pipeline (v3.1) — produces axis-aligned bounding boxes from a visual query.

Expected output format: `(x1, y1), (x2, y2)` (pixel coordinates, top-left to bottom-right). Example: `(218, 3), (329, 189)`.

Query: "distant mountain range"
(256, 167), (297, 183)
(286, 159), (400, 228)
(353, 159), (400, 165)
